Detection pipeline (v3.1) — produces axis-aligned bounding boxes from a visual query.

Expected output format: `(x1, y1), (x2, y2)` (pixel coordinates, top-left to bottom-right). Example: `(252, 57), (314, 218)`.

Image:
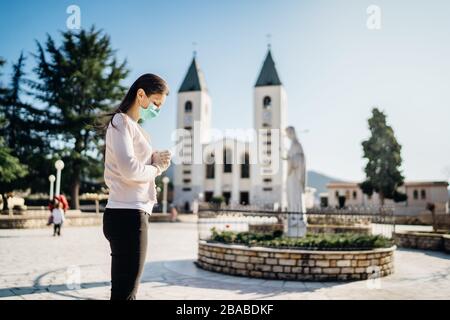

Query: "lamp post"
(162, 176), (170, 214)
(55, 160), (65, 196)
(49, 175), (56, 200)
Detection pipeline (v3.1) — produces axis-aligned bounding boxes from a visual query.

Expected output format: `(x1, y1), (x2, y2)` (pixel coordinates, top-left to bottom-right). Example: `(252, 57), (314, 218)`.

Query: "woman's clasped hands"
(151, 150), (172, 175)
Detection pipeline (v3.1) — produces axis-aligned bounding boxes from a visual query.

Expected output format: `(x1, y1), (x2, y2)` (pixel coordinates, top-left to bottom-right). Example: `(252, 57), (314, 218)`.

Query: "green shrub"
(210, 196), (224, 204)
(208, 228), (394, 250)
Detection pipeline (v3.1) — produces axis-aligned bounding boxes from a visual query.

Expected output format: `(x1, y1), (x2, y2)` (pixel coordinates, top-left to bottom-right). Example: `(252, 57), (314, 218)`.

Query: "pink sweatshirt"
(104, 112), (159, 214)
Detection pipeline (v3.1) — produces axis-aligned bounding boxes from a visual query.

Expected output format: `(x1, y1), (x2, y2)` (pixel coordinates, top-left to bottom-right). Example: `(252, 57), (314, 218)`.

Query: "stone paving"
(0, 215), (449, 300)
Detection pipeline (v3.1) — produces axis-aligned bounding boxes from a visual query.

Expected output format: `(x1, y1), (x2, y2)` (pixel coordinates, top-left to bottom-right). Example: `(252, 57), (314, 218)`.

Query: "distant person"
(51, 199), (65, 236)
(48, 195), (69, 213)
(102, 74), (171, 300)
(192, 199), (199, 215)
(169, 203), (178, 222)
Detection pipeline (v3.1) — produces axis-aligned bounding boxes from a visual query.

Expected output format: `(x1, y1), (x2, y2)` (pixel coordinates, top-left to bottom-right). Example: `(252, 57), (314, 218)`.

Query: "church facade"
(173, 49), (289, 211)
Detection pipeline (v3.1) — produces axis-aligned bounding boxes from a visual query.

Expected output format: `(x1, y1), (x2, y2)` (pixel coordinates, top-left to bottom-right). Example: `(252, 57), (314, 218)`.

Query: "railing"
(197, 206), (396, 241)
(307, 205), (395, 215)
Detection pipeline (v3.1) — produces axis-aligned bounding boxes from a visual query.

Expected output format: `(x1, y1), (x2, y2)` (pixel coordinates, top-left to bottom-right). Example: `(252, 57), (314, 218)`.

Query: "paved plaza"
(0, 215), (449, 300)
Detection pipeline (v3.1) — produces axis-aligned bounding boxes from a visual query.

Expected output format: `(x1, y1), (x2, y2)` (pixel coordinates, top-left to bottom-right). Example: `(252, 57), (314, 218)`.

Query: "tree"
(0, 58), (7, 98)
(0, 135), (28, 211)
(0, 58), (28, 210)
(29, 26), (129, 209)
(360, 108), (407, 205)
(0, 53), (53, 195)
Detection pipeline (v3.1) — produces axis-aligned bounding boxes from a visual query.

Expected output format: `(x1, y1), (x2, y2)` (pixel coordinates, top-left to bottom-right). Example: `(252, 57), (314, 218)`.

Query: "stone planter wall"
(0, 212), (102, 229)
(391, 214), (450, 228)
(393, 231), (448, 251)
(444, 236), (450, 254)
(0, 212), (178, 228)
(148, 213), (177, 222)
(197, 240), (395, 281)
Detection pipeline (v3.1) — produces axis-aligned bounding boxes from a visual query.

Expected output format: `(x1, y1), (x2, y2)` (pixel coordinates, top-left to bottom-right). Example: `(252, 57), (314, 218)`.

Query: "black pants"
(103, 208), (149, 300)
(53, 223), (62, 236)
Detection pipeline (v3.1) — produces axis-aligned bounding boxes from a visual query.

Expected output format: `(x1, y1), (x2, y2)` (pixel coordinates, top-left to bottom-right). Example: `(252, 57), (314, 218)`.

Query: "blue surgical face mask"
(140, 99), (161, 121)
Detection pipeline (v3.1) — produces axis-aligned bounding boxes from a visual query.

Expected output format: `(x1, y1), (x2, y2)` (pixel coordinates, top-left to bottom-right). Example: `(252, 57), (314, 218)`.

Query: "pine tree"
(0, 58), (28, 210)
(360, 108), (407, 205)
(0, 58), (7, 98)
(0, 53), (53, 195)
(29, 26), (129, 209)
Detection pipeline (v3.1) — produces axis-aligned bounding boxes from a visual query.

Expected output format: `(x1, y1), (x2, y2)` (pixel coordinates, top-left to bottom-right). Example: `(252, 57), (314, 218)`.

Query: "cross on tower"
(192, 41), (198, 57)
(266, 34), (272, 49)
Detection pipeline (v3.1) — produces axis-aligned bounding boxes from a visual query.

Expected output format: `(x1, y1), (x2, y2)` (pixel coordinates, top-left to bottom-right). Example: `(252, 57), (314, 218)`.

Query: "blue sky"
(1, 0), (449, 182)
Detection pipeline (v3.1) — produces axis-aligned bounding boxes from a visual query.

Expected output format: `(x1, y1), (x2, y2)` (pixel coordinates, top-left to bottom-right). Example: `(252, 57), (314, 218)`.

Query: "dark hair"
(108, 73), (169, 129)
(51, 198), (59, 208)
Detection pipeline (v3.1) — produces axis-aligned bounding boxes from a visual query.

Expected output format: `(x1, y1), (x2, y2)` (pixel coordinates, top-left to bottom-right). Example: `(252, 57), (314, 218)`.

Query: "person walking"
(102, 74), (171, 300)
(51, 199), (65, 236)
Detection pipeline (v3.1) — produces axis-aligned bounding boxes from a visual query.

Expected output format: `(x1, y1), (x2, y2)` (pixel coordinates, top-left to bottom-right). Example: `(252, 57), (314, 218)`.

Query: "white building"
(173, 49), (313, 211)
(326, 181), (449, 215)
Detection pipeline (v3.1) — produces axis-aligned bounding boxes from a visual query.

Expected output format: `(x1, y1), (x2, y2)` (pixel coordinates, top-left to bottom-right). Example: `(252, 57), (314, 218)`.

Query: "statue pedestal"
(284, 214), (307, 238)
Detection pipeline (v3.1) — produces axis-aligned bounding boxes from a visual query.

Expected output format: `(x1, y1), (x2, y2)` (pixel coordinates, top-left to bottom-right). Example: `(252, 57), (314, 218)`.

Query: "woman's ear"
(136, 88), (146, 104)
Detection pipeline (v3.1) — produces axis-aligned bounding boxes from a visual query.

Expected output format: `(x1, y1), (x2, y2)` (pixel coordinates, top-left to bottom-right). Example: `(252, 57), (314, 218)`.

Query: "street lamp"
(49, 175), (56, 200)
(55, 160), (65, 196)
(162, 176), (170, 214)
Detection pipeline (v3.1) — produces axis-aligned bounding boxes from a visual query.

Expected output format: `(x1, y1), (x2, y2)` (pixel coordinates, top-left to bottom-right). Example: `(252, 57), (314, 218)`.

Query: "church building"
(173, 49), (289, 211)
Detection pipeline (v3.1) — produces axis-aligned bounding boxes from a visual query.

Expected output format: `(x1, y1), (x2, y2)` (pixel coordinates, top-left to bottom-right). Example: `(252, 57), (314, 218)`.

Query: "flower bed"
(249, 223), (371, 235)
(209, 228), (393, 251)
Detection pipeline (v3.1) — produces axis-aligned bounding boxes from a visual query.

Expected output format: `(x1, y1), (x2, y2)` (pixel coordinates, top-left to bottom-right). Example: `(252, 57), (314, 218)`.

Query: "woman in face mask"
(102, 73), (171, 300)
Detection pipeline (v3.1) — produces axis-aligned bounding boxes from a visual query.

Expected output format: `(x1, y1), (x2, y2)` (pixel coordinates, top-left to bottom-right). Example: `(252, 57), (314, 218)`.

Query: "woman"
(102, 74), (171, 300)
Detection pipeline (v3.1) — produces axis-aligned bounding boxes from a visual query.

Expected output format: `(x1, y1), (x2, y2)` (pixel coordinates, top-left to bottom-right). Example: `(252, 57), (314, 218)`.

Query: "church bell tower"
(251, 48), (288, 209)
(173, 55), (211, 210)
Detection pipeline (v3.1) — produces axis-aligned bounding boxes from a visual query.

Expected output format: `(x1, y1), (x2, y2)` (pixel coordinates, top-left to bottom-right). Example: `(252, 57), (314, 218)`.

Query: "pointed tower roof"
(178, 57), (208, 92)
(255, 50), (282, 87)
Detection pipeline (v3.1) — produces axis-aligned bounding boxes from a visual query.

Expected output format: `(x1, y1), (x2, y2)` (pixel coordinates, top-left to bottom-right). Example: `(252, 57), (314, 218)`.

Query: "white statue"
(283, 126), (307, 237)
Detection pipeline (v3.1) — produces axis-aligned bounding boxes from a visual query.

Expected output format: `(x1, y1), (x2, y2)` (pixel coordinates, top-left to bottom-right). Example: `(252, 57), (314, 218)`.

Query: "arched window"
(263, 96), (271, 109)
(223, 148), (232, 173)
(206, 152), (215, 179)
(185, 101), (192, 112)
(413, 190), (418, 200)
(421, 189), (426, 199)
(241, 153), (250, 178)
